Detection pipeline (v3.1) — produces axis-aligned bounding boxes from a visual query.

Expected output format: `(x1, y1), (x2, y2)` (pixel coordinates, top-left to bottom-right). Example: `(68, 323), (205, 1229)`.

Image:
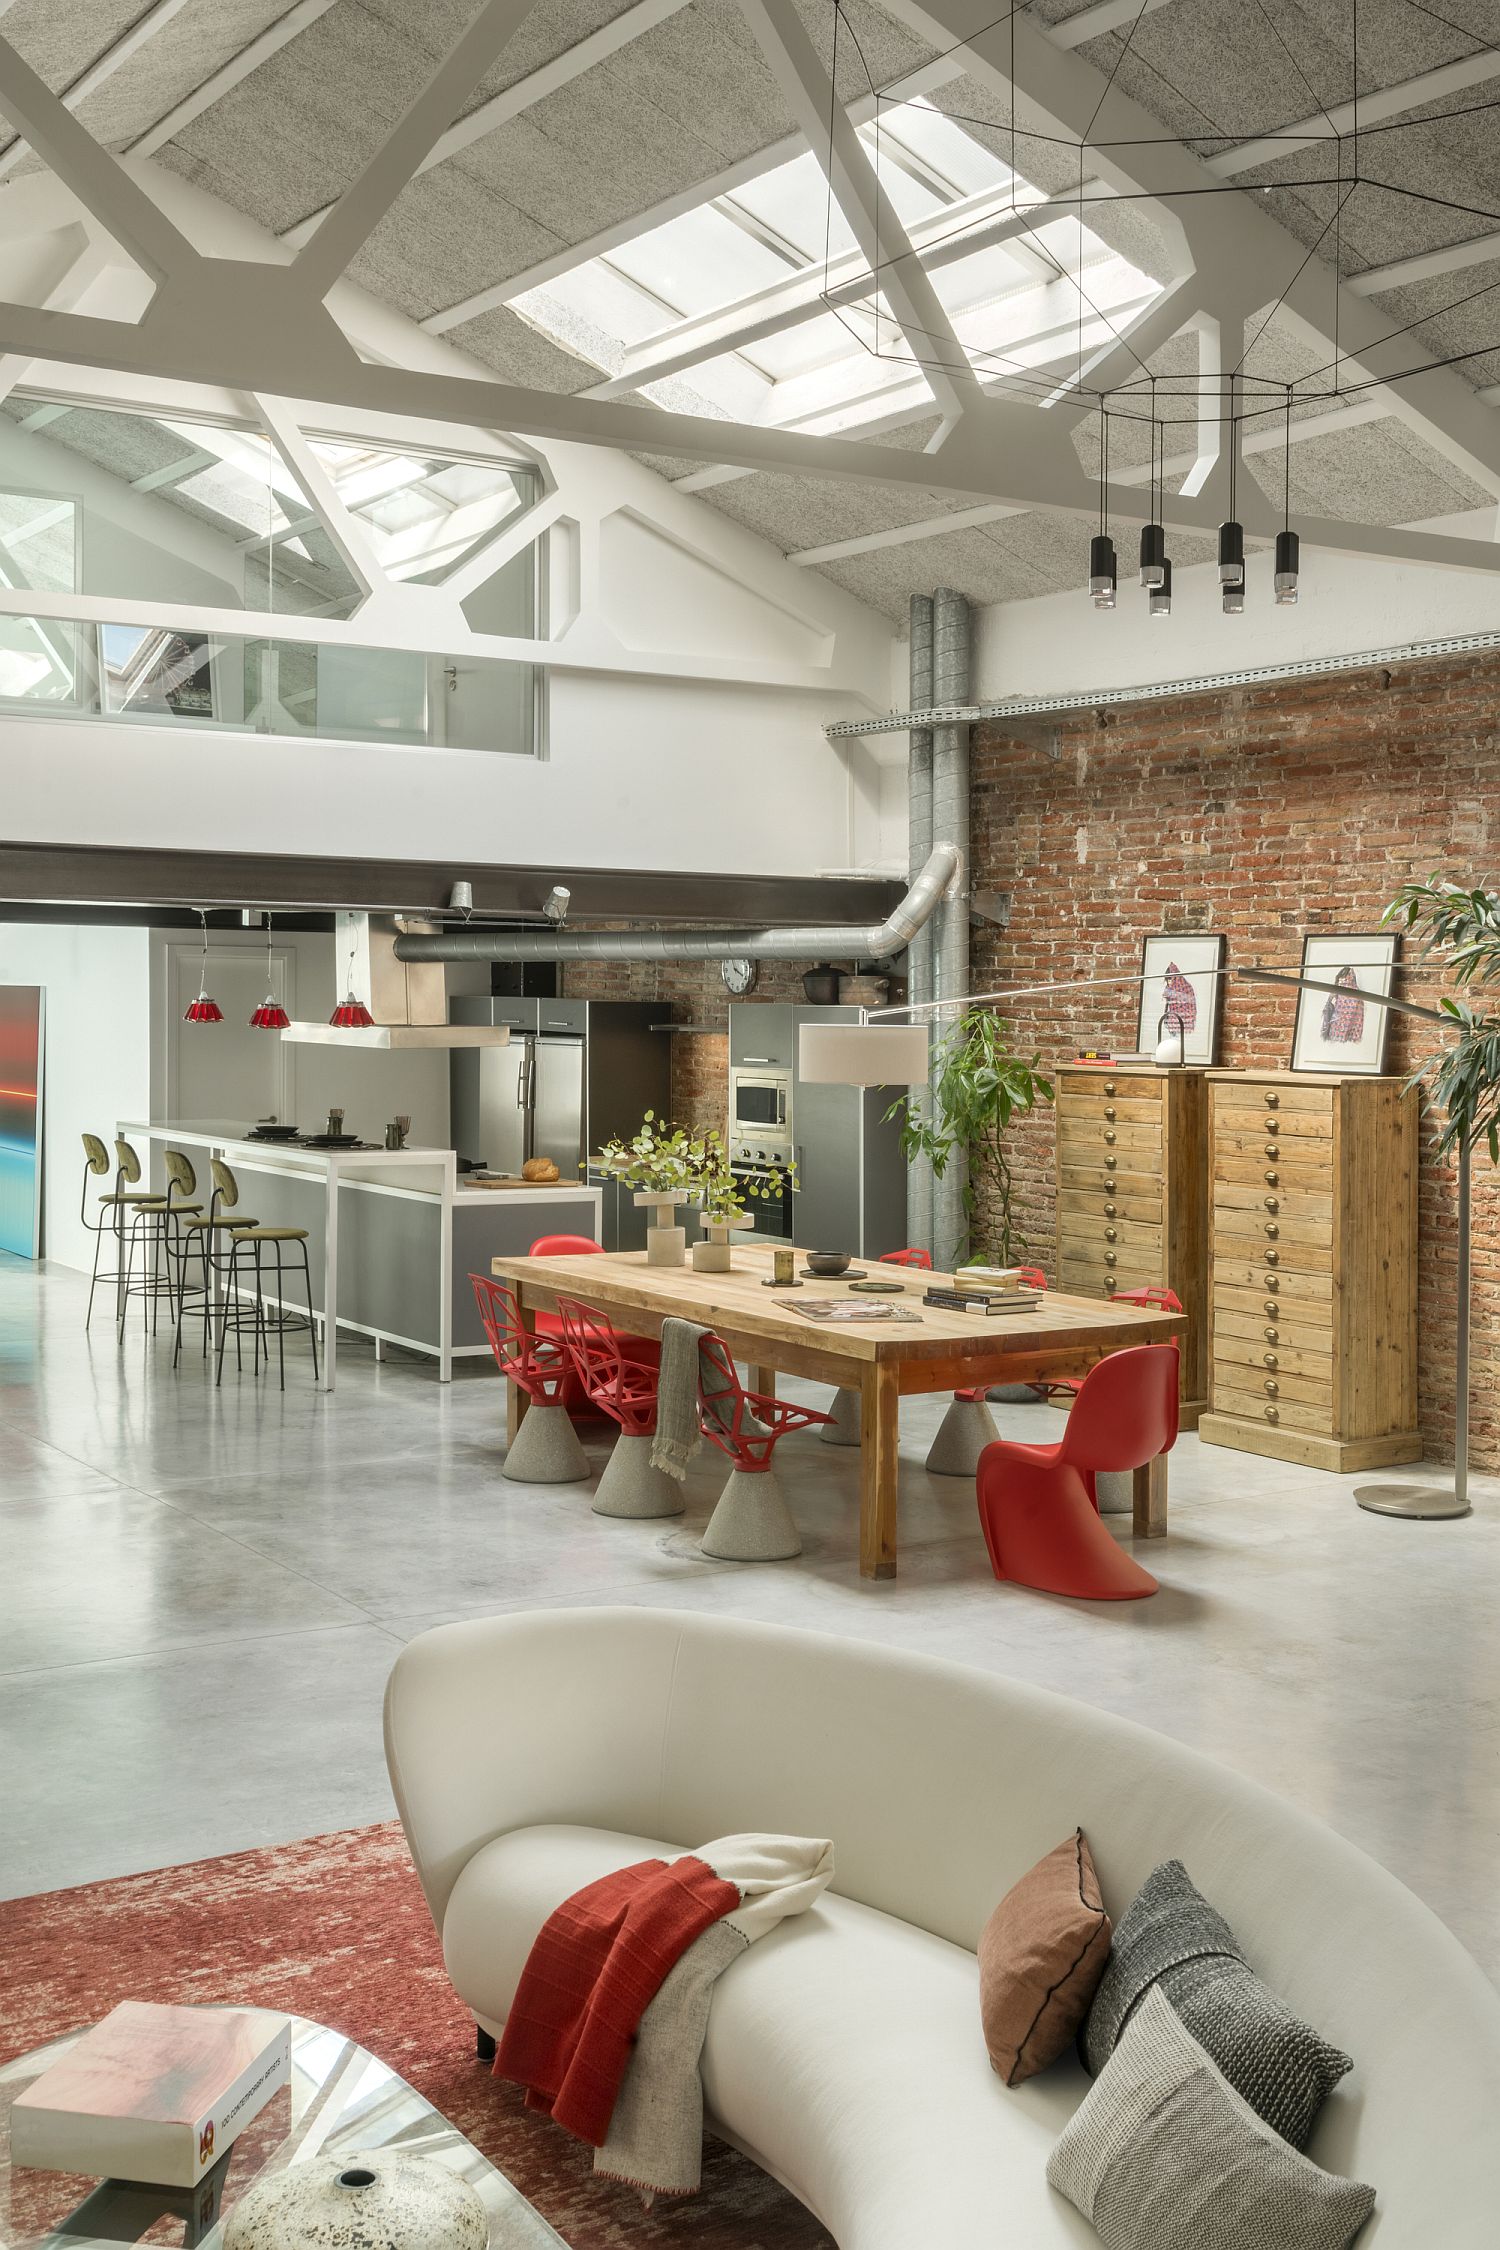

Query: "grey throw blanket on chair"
(651, 1316), (711, 1481)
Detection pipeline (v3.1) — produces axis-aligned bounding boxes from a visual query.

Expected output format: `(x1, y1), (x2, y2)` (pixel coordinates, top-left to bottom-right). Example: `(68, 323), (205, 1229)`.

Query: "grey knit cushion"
(1051, 1987), (1376, 2250)
(1082, 1860), (1352, 2148)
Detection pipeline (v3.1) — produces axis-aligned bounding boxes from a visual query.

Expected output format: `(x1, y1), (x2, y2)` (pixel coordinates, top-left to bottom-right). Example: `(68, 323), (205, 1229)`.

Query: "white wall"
(973, 549), (1500, 704)
(0, 923), (151, 1272)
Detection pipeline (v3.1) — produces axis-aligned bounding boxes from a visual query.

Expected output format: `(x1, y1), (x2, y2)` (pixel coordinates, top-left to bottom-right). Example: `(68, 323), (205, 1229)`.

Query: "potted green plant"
(884, 1007), (1053, 1267)
(1387, 876), (1500, 1157)
(594, 1112), (702, 1266)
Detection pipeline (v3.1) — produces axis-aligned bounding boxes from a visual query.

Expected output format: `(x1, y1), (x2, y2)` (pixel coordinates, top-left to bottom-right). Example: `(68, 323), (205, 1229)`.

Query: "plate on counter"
(248, 1124), (300, 1141)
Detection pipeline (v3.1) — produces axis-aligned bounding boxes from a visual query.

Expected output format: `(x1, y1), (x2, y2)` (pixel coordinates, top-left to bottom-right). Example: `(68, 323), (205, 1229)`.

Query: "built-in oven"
(730, 1157), (795, 1241)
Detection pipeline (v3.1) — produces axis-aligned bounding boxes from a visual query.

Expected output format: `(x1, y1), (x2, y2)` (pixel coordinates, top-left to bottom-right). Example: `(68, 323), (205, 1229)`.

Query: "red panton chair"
(555, 1295), (682, 1522)
(528, 1233), (660, 1414)
(696, 1331), (834, 1561)
(975, 1341), (1178, 1600)
(471, 1275), (590, 1486)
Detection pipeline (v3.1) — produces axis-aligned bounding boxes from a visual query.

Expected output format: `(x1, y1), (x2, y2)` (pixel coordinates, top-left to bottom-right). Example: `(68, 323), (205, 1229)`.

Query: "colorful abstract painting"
(0, 986), (43, 1258)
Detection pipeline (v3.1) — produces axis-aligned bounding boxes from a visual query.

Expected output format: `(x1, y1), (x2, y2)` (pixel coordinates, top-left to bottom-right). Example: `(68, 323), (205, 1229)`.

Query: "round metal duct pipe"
(907, 593), (935, 1259)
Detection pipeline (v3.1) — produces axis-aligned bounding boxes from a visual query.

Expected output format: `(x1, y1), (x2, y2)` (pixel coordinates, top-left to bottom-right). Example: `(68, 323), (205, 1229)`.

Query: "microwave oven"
(729, 1066), (791, 1152)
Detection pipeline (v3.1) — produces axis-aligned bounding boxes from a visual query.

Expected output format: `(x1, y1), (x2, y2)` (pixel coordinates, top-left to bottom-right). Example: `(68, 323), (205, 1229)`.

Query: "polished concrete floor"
(3, 1255), (1497, 1982)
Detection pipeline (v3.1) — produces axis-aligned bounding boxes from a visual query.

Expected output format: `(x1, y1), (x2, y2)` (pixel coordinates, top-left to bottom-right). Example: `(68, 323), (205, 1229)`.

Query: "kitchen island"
(120, 1121), (601, 1390)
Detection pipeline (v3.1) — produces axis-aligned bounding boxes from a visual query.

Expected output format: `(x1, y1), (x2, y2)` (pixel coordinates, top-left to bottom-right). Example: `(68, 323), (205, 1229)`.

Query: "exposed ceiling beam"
(0, 0), (192, 179)
(291, 0), (545, 300)
(130, 446), (213, 492)
(281, 0), (694, 253)
(1051, 0), (1177, 46)
(126, 0), (339, 162)
(736, 0), (983, 432)
(789, 500), (1025, 563)
(1209, 48), (1500, 179)
(1348, 229), (1500, 299)
(419, 54), (964, 331)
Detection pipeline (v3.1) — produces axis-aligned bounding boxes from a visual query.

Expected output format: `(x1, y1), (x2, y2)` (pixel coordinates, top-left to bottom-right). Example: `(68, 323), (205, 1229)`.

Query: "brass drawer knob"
(1265, 1250), (1280, 1267)
(1104, 1276), (1117, 1294)
(1264, 1326), (1279, 1342)
(1104, 1202), (1117, 1217)
(1105, 1251), (1117, 1266)
(1266, 1091), (1280, 1109)
(1105, 1155), (1117, 1170)
(1264, 1195), (1279, 1212)
(1265, 1405), (1280, 1423)
(1104, 1106), (1116, 1122)
(1264, 1221), (1280, 1239)
(1264, 1143), (1279, 1161)
(1105, 1226), (1118, 1242)
(1104, 1080), (1117, 1096)
(1104, 1129), (1117, 1144)
(1264, 1300), (1279, 1316)
(1265, 1169), (1279, 1186)
(1264, 1352), (1279, 1369)
(1264, 1378), (1279, 1397)
(1265, 1117), (1279, 1135)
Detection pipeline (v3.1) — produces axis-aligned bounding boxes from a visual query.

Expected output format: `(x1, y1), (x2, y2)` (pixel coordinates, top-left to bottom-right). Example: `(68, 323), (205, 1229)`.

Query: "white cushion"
(443, 1822), (1096, 2250)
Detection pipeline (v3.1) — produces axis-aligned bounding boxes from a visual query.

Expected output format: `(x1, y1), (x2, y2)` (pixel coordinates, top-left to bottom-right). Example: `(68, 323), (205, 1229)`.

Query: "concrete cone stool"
(502, 1401), (590, 1484)
(820, 1386), (861, 1446)
(592, 1431), (684, 1519)
(925, 1395), (1000, 1478)
(1094, 1469), (1133, 1514)
(701, 1465), (802, 1561)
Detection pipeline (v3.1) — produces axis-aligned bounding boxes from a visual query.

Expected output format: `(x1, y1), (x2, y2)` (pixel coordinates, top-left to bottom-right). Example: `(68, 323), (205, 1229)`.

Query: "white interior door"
(166, 943), (296, 1127)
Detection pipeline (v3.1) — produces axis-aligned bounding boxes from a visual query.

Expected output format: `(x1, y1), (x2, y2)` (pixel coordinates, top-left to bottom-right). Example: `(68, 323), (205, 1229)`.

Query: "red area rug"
(0, 1822), (833, 2249)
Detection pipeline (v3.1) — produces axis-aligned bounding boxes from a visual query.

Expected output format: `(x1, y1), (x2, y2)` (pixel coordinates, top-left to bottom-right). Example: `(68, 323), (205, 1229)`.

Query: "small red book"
(11, 2002), (291, 2188)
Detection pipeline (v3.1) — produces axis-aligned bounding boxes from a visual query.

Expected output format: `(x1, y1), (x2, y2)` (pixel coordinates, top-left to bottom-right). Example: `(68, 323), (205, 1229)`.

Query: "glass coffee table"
(0, 2012), (568, 2248)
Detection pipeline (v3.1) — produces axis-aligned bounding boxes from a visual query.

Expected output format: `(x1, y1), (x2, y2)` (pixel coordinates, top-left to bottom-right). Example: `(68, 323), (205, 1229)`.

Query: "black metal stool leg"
(275, 1241), (287, 1390)
(216, 1237), (236, 1387)
(302, 1242), (319, 1383)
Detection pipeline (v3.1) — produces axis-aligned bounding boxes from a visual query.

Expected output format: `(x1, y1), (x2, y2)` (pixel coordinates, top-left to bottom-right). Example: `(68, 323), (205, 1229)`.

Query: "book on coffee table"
(11, 2001), (291, 2188)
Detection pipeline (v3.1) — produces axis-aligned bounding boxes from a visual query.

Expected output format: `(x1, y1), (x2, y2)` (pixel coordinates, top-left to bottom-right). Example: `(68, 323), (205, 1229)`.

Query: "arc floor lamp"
(801, 961), (1472, 1524)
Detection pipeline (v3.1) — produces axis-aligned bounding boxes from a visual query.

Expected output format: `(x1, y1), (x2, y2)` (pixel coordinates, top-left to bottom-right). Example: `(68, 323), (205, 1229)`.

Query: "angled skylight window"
(509, 98), (1160, 437)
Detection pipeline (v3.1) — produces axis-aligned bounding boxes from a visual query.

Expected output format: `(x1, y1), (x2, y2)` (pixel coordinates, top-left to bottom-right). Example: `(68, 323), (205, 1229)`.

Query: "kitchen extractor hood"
(281, 914), (512, 1049)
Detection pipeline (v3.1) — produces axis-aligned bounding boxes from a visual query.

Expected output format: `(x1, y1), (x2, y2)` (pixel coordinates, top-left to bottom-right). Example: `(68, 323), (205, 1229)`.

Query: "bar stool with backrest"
(216, 1216), (320, 1391)
(695, 1331), (834, 1561)
(173, 1159), (262, 1370)
(974, 1341), (1179, 1601)
(555, 1295), (681, 1519)
(116, 1141), (200, 1340)
(79, 1133), (169, 1331)
(471, 1274), (589, 1484)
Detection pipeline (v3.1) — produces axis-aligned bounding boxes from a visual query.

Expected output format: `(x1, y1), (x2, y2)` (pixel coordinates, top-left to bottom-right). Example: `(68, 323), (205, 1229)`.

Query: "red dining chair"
(528, 1233), (660, 1416)
(472, 1276), (590, 1485)
(930, 1263), (1049, 1477)
(556, 1296), (682, 1520)
(696, 1332), (834, 1560)
(975, 1342), (1179, 1601)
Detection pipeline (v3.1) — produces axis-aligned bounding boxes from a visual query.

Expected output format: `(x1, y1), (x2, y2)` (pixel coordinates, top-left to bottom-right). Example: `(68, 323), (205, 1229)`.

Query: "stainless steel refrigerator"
(450, 999), (669, 1208)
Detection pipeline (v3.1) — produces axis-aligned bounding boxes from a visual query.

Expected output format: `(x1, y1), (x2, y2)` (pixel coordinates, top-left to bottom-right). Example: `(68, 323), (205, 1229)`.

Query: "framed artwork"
(1291, 931), (1400, 1075)
(0, 984), (44, 1259)
(1136, 934), (1226, 1065)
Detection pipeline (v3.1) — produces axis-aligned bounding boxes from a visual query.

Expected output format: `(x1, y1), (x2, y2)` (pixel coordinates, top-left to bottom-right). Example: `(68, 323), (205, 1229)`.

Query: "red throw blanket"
(495, 1856), (738, 2145)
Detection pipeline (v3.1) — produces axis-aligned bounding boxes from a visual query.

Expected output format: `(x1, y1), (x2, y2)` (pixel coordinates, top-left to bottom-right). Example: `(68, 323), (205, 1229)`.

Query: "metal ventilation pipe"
(392, 844), (960, 964)
(930, 586), (971, 1272)
(907, 594), (935, 1258)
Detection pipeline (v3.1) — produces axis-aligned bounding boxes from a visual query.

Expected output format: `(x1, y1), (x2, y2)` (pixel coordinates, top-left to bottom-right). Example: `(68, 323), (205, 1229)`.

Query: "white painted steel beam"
(1209, 50), (1500, 178)
(1348, 231), (1500, 299)
(789, 501), (1025, 564)
(736, 0), (982, 432)
(291, 0), (545, 299)
(1051, 0), (1178, 45)
(127, 0), (339, 162)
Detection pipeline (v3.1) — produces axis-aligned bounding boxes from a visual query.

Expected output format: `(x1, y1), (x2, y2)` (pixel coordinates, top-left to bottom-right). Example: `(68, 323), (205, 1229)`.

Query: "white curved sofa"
(384, 1608), (1500, 2248)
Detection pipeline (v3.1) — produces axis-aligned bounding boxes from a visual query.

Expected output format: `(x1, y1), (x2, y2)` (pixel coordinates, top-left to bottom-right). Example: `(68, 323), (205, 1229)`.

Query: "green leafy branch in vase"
(592, 1116), (797, 1218)
(696, 1127), (797, 1225)
(884, 1008), (1052, 1266)
(1386, 876), (1500, 1161)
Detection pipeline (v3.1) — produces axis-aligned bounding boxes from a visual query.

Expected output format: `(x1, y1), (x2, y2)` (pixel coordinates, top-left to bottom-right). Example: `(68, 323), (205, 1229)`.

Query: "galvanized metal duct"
(907, 593), (935, 1259)
(930, 587), (971, 1273)
(392, 844), (960, 964)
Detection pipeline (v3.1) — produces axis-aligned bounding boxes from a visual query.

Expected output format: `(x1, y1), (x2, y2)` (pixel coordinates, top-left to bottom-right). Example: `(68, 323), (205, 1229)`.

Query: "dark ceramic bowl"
(805, 1249), (852, 1276)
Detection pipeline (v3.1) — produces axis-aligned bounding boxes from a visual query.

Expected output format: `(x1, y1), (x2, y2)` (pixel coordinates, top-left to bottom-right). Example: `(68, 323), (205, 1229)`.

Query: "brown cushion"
(979, 1830), (1113, 2086)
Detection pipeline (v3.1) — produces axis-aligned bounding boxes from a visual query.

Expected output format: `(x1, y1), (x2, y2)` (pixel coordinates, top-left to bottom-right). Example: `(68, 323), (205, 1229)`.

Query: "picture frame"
(1291, 931), (1400, 1076)
(1136, 933), (1226, 1065)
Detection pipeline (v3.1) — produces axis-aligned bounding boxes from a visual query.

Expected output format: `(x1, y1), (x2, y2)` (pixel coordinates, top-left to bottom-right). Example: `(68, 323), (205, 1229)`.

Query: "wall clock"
(720, 957), (758, 996)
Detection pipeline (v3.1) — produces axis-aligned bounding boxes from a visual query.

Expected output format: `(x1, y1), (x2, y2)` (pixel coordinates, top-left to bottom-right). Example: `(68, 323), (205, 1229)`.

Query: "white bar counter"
(119, 1121), (601, 1391)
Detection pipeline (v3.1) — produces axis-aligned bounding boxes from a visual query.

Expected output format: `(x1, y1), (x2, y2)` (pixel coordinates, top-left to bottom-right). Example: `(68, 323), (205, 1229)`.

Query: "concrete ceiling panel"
(696, 468), (989, 552)
(1242, 411), (1491, 522)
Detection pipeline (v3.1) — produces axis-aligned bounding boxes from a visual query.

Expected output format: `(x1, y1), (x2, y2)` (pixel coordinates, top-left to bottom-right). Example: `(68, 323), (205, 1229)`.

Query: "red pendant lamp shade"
(250, 998), (290, 1030)
(184, 911), (222, 1024)
(330, 995), (375, 1029)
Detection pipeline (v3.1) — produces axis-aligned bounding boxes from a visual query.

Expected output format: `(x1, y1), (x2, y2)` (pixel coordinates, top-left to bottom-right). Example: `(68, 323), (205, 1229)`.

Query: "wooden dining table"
(489, 1243), (1186, 1579)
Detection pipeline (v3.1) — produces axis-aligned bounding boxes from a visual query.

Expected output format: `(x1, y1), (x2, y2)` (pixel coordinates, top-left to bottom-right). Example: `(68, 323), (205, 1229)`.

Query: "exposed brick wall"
(557, 954), (815, 1137)
(971, 646), (1500, 1469)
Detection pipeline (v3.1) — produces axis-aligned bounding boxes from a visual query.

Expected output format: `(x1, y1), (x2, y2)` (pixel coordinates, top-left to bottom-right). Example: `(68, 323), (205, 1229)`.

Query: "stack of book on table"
(11, 2000), (291, 2188)
(924, 1267), (1043, 1316)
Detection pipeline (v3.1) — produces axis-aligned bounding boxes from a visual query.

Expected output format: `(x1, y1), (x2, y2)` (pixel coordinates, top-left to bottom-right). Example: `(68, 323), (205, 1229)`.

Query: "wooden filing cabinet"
(1198, 1071), (1419, 1471)
(1054, 1065), (1210, 1425)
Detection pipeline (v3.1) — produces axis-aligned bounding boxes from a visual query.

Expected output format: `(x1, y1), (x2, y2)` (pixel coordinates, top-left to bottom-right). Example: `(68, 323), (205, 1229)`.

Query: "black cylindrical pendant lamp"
(1139, 521), (1165, 588)
(1148, 556), (1172, 618)
(1218, 518), (1244, 584)
(1090, 532), (1117, 608)
(1275, 528), (1300, 605)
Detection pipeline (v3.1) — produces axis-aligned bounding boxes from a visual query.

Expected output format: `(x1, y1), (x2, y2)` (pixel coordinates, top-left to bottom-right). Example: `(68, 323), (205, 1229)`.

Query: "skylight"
(510, 98), (1161, 439)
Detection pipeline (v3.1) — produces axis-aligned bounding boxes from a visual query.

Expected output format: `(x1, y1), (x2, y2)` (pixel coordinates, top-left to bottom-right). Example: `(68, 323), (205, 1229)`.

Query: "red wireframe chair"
(696, 1332), (834, 1560)
(556, 1295), (682, 1520)
(975, 1342), (1179, 1600)
(471, 1275), (589, 1485)
(529, 1232), (660, 1399)
(879, 1246), (933, 1269)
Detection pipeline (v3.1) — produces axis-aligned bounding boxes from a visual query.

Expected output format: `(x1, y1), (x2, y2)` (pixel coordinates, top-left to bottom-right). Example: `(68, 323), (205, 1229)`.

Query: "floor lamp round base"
(1354, 1482), (1472, 1520)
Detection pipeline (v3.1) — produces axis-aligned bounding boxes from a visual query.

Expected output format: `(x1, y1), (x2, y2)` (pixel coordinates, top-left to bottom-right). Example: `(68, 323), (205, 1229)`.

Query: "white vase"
(635, 1189), (689, 1266)
(224, 2149), (485, 2250)
(693, 1211), (751, 1273)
